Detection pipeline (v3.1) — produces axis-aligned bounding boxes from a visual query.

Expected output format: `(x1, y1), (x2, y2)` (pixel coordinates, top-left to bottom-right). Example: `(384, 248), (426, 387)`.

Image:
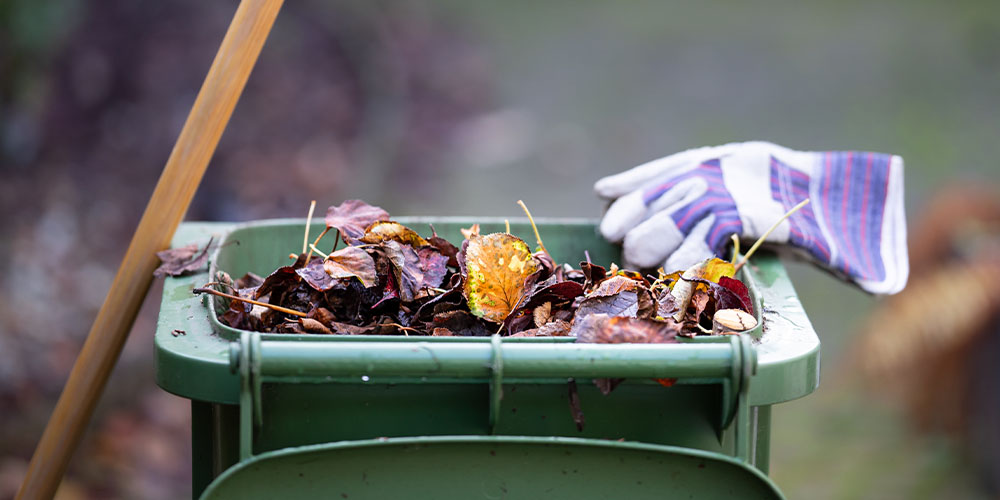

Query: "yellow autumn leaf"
(697, 257), (736, 282)
(462, 233), (538, 323)
(359, 221), (429, 247)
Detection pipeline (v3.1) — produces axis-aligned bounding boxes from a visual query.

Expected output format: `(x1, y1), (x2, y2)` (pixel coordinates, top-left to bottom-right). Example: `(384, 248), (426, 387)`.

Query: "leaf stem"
(193, 287), (308, 317)
(309, 243), (330, 260)
(331, 229), (341, 253)
(730, 234), (740, 265)
(505, 219), (511, 234)
(517, 200), (549, 256)
(302, 200), (316, 254)
(305, 227), (330, 263)
(734, 198), (810, 273)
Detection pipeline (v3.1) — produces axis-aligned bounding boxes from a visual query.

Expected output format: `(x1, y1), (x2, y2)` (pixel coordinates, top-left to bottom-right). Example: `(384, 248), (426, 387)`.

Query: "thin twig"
(302, 200), (316, 254)
(734, 198), (810, 273)
(517, 200), (549, 256)
(331, 229), (341, 253)
(306, 227), (331, 263)
(730, 234), (741, 265)
(202, 281), (237, 293)
(193, 287), (308, 317)
(505, 219), (510, 234)
(309, 243), (329, 260)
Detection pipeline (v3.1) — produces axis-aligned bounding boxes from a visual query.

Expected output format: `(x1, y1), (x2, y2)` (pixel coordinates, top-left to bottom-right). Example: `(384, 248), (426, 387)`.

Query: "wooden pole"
(17, 1), (284, 497)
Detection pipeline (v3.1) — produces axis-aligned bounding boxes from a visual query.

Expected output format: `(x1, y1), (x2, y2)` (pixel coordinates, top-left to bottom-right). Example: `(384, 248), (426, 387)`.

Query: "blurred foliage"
(2, 0), (999, 498)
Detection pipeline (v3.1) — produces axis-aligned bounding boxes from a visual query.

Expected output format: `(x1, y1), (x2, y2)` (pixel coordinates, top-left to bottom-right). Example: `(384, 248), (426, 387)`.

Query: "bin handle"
(230, 333), (756, 459)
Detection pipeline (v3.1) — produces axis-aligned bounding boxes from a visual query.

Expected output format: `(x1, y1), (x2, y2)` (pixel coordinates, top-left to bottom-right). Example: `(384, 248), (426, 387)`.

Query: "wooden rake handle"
(17, 1), (284, 498)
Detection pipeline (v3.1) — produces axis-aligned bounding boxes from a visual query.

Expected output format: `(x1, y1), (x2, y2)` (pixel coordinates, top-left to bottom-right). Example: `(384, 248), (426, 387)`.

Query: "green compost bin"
(154, 218), (821, 499)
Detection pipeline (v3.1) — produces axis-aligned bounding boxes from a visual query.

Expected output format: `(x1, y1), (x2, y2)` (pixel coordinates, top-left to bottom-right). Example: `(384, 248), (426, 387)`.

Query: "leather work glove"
(595, 141), (908, 294)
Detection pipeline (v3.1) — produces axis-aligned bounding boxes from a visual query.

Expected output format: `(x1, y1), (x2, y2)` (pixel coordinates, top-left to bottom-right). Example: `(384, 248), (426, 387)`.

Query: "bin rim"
(155, 220), (819, 407)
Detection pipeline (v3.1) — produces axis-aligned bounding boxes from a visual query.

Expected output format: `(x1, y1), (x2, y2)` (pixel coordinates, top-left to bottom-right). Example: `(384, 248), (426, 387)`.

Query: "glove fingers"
(664, 216), (715, 272)
(600, 177), (705, 243)
(621, 211), (687, 269)
(594, 145), (720, 199)
(856, 155), (908, 294)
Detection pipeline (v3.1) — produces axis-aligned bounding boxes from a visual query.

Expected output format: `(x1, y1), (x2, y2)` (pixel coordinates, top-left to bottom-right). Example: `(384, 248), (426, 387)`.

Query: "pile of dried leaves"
(191, 200), (757, 344)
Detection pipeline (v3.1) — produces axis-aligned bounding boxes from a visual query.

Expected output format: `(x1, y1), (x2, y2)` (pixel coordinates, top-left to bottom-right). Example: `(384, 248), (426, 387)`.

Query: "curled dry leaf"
(572, 314), (682, 344)
(579, 261), (607, 291)
(381, 241), (448, 302)
(718, 276), (753, 314)
(297, 257), (339, 291)
(462, 233), (539, 323)
(575, 291), (641, 319)
(533, 302), (553, 327)
(360, 221), (430, 247)
(154, 237), (214, 277)
(427, 235), (460, 268)
(299, 317), (333, 334)
(460, 223), (481, 240)
(510, 319), (572, 337)
(325, 199), (390, 242)
(323, 246), (377, 288)
(588, 275), (641, 297)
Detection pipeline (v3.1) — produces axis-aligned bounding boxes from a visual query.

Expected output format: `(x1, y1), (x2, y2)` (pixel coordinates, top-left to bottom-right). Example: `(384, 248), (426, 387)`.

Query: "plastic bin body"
(155, 219), (820, 498)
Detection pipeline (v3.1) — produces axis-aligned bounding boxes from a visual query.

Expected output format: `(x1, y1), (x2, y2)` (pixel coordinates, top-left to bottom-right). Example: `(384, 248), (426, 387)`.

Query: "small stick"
(331, 229), (341, 253)
(306, 227), (331, 262)
(505, 219), (511, 234)
(734, 199), (810, 273)
(730, 234), (740, 265)
(516, 200), (549, 256)
(193, 287), (308, 317)
(302, 200), (316, 254)
(202, 281), (237, 293)
(309, 243), (329, 260)
(584, 250), (592, 264)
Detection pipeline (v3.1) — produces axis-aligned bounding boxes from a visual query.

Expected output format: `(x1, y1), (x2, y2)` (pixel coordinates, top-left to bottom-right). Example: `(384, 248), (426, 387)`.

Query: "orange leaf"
(359, 221), (429, 246)
(462, 233), (538, 323)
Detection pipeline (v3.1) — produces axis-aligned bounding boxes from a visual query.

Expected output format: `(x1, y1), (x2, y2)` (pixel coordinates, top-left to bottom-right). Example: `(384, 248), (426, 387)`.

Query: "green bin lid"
(200, 436), (784, 500)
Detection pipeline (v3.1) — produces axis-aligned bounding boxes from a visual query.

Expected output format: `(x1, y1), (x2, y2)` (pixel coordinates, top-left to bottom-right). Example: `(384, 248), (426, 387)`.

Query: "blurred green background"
(2, 0), (998, 498)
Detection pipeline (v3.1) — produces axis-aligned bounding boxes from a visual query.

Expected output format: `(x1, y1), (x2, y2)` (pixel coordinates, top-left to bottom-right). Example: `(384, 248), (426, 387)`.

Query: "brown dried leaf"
(427, 235), (460, 268)
(299, 317), (333, 334)
(360, 221), (430, 247)
(154, 237), (213, 277)
(588, 275), (640, 298)
(533, 302), (553, 327)
(462, 233), (539, 323)
(572, 314), (682, 344)
(511, 319), (572, 337)
(325, 199), (390, 242)
(380, 241), (446, 302)
(656, 291), (679, 318)
(579, 261), (607, 291)
(431, 310), (492, 337)
(575, 291), (640, 319)
(460, 223), (481, 239)
(324, 246), (377, 287)
(296, 257), (339, 291)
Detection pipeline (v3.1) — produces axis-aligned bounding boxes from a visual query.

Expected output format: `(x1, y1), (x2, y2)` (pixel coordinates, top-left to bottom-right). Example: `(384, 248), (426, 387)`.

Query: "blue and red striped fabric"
(641, 159), (743, 253)
(769, 153), (891, 281)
